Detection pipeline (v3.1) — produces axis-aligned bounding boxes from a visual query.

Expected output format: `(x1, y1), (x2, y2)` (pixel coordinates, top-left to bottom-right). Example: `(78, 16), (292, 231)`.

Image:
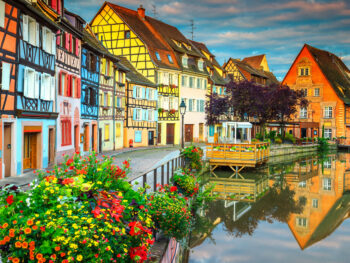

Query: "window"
(182, 56), (188, 68)
(301, 88), (307, 97)
(324, 107), (333, 118)
(198, 61), (204, 71)
(133, 86), (143, 99)
(296, 217), (307, 227)
(189, 77), (194, 88)
(135, 130), (142, 143)
(324, 129), (332, 139)
(133, 108), (142, 121)
(61, 120), (72, 146)
(314, 88), (320, 97)
(300, 107), (307, 119)
(312, 199), (318, 208)
(104, 124), (110, 141)
(59, 72), (66, 96)
(323, 178), (332, 190)
(116, 123), (121, 137)
(104, 92), (108, 106)
(42, 27), (55, 54)
(162, 96), (169, 110)
(324, 159), (332, 168)
(189, 99), (193, 112)
(40, 73), (52, 101)
(167, 54), (173, 64)
(1, 62), (11, 91)
(86, 88), (95, 106)
(200, 100), (205, 112)
(155, 52), (161, 61)
(197, 78), (200, 89)
(298, 181), (306, 188)
(0, 1), (5, 28)
(27, 16), (38, 46)
(148, 109), (154, 121)
(299, 67), (310, 76)
(203, 79), (207, 90)
(24, 67), (38, 98)
(148, 89), (154, 100)
(88, 53), (97, 72)
(125, 30), (130, 39)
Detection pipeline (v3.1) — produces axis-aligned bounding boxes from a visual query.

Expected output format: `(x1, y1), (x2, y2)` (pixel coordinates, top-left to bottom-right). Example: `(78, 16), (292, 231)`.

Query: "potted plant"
(158, 108), (164, 114)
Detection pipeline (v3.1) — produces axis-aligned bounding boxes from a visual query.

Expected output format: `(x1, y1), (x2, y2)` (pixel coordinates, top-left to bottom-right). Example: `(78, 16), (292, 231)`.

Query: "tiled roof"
(264, 71), (280, 85)
(232, 59), (267, 78)
(118, 56), (157, 87)
(242, 54), (265, 70)
(106, 2), (180, 71)
(305, 44), (350, 104)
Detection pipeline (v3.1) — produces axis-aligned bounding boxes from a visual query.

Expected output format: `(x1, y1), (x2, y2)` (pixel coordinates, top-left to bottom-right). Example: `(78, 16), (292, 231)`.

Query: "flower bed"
(180, 145), (203, 171)
(0, 152), (211, 262)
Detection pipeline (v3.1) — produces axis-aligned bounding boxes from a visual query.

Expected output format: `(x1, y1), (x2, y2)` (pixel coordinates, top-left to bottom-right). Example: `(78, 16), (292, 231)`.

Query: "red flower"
(66, 158), (74, 166)
(123, 160), (130, 169)
(128, 221), (144, 236)
(170, 186), (177, 192)
(6, 195), (14, 205)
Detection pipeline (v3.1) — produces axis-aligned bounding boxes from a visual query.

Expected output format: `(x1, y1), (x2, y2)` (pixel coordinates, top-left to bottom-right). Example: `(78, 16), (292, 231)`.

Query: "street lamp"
(180, 99), (186, 148)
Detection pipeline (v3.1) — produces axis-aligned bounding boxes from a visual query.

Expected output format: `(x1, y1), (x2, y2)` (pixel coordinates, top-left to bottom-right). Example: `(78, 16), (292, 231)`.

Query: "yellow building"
(90, 3), (181, 145)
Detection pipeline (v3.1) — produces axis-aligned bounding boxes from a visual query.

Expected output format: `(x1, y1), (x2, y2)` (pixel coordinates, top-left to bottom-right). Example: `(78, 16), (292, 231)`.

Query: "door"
(157, 123), (162, 144)
(98, 128), (102, 152)
(148, 131), (154, 146)
(301, 128), (307, 138)
(23, 133), (37, 170)
(92, 124), (96, 152)
(185, 124), (193, 142)
(48, 128), (55, 165)
(74, 125), (79, 152)
(166, 123), (175, 145)
(4, 125), (11, 177)
(199, 123), (204, 142)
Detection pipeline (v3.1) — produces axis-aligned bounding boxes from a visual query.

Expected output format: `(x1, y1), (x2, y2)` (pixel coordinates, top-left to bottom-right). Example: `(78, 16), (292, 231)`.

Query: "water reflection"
(188, 152), (350, 263)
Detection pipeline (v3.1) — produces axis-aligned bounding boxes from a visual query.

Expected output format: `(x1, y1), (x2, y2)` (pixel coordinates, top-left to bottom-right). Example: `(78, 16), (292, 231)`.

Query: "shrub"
(284, 133), (296, 144)
(171, 169), (199, 197)
(275, 138), (282, 144)
(255, 133), (263, 140)
(267, 131), (277, 141)
(181, 145), (203, 171)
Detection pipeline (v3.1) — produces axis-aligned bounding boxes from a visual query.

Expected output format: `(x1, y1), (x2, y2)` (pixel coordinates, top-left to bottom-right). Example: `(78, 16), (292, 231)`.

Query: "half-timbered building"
(0, 0), (18, 178)
(14, 0), (59, 175)
(190, 40), (229, 143)
(90, 3), (182, 145)
(80, 27), (100, 154)
(119, 57), (157, 148)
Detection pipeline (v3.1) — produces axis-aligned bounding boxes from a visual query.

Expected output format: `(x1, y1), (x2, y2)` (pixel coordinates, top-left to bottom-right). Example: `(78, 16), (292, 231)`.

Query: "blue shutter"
(189, 99), (193, 112)
(2, 62), (11, 91)
(145, 88), (149, 100)
(154, 89), (158, 101)
(142, 109), (146, 120)
(209, 125), (214, 136)
(141, 87), (145, 99)
(197, 100), (200, 112)
(154, 110), (158, 122)
(133, 109), (137, 120)
(133, 86), (137, 98)
(213, 86), (217, 94)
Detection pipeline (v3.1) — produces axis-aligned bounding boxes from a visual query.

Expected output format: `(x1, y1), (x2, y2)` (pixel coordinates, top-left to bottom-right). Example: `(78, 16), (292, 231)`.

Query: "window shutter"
(189, 99), (193, 112)
(116, 123), (121, 137)
(58, 72), (62, 95)
(145, 88), (149, 100)
(22, 15), (29, 42)
(34, 72), (40, 98)
(133, 86), (137, 98)
(122, 97), (126, 107)
(65, 33), (69, 50)
(65, 74), (69, 96)
(50, 76), (55, 101)
(1, 62), (11, 91)
(40, 74), (45, 100)
(154, 89), (158, 101)
(23, 68), (29, 97)
(197, 100), (200, 112)
(69, 34), (73, 52)
(154, 110), (158, 122)
(42, 27), (47, 52)
(77, 78), (81, 98)
(75, 38), (79, 56)
(56, 30), (60, 45)
(174, 97), (179, 110)
(163, 97), (169, 110)
(51, 32), (56, 55)
(209, 125), (214, 136)
(141, 87), (145, 99)
(0, 1), (5, 28)
(36, 22), (40, 47)
(51, 0), (57, 11)
(57, 0), (61, 14)
(133, 109), (137, 120)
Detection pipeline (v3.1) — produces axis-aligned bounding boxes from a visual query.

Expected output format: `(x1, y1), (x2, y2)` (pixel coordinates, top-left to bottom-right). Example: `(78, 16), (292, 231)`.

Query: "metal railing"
(128, 155), (184, 193)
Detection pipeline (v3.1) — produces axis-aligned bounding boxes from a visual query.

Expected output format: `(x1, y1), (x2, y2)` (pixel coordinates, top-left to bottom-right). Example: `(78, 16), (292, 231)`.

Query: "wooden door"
(48, 128), (55, 165)
(185, 124), (193, 142)
(92, 124), (96, 152)
(23, 133), (31, 170)
(199, 123), (204, 142)
(30, 134), (37, 169)
(4, 125), (11, 177)
(74, 125), (79, 152)
(157, 123), (162, 144)
(166, 123), (175, 145)
(99, 128), (102, 152)
(148, 131), (154, 146)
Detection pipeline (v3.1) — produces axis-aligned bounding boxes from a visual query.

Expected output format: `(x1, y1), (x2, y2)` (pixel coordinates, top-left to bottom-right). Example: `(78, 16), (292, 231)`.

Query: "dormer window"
(198, 60), (204, 71)
(155, 52), (161, 61)
(167, 54), (173, 64)
(299, 67), (310, 76)
(125, 30), (130, 39)
(182, 56), (188, 68)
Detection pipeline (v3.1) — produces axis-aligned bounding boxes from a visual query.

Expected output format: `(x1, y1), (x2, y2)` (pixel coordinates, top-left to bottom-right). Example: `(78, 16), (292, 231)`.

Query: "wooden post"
(161, 165), (164, 185)
(143, 173), (147, 188)
(153, 169), (157, 192)
(167, 161), (170, 184)
(172, 159), (174, 177)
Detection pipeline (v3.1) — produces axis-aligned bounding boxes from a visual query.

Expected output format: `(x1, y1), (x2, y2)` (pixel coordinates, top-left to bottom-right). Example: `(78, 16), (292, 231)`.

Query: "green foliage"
(181, 145), (203, 171)
(275, 138), (282, 144)
(318, 137), (329, 153)
(171, 169), (199, 197)
(284, 132), (296, 144)
(255, 133), (263, 140)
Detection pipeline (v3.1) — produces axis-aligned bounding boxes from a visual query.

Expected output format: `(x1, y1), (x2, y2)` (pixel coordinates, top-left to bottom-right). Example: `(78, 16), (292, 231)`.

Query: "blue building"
(15, 0), (59, 174)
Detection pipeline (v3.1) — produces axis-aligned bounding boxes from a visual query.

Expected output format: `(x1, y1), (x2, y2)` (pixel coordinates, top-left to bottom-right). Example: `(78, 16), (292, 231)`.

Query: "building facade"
(15, 0), (58, 175)
(282, 44), (350, 139)
(0, 0), (18, 178)
(119, 57), (157, 148)
(90, 3), (181, 145)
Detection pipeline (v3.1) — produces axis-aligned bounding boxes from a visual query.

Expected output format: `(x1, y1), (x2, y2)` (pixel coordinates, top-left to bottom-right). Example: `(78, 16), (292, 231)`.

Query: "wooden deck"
(206, 142), (270, 174)
(209, 177), (269, 202)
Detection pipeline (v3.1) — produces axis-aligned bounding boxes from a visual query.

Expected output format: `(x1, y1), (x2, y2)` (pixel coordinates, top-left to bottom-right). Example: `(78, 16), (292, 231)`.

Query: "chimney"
(138, 5), (145, 20)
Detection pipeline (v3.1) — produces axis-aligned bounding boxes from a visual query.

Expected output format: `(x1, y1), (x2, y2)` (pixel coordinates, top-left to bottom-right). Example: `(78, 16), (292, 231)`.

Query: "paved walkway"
(0, 145), (183, 188)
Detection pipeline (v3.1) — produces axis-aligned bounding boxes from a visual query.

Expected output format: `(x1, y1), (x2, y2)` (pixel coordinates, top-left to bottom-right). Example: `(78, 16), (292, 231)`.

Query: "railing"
(206, 142), (270, 166)
(337, 138), (350, 146)
(128, 155), (184, 193)
(158, 110), (179, 121)
(158, 84), (179, 96)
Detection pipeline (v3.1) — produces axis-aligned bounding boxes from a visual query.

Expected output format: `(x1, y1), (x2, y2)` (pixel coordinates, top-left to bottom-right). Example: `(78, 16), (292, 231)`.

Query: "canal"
(187, 151), (350, 263)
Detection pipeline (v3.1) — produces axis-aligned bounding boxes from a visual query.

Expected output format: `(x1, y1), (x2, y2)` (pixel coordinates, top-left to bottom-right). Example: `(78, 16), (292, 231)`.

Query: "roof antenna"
(189, 19), (195, 40)
(152, 4), (158, 19)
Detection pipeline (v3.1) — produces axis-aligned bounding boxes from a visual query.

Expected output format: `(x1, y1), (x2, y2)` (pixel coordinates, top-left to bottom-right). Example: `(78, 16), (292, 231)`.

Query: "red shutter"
(76, 78), (81, 98)
(65, 33), (69, 50)
(57, 0), (61, 15)
(65, 74), (69, 97)
(56, 30), (60, 45)
(68, 120), (72, 145)
(51, 0), (57, 11)
(69, 34), (73, 53)
(58, 72), (62, 95)
(75, 38), (79, 56)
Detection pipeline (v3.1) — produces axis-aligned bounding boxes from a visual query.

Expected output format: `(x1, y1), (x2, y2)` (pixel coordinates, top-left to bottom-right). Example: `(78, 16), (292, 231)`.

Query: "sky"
(65, 0), (350, 80)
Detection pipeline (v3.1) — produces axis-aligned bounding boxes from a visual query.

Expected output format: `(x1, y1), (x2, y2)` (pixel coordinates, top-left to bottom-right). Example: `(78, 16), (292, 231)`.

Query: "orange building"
(283, 44), (350, 139)
(286, 153), (350, 249)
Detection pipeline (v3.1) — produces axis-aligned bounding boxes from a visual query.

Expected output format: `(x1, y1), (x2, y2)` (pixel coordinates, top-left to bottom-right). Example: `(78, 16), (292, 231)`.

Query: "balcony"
(158, 109), (179, 121)
(158, 84), (179, 97)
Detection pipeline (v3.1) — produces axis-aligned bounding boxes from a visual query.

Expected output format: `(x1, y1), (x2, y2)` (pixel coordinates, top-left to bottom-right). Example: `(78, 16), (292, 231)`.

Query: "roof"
(242, 54), (265, 70)
(305, 44), (350, 104)
(118, 56), (157, 87)
(264, 71), (280, 85)
(105, 2), (180, 71)
(231, 58), (268, 78)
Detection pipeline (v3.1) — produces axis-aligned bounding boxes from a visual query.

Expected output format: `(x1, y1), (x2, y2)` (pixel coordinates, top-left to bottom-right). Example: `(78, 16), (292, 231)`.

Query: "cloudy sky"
(66, 0), (350, 80)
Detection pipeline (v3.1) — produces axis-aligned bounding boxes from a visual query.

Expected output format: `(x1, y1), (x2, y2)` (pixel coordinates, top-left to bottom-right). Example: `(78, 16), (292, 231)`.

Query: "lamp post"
(180, 99), (186, 149)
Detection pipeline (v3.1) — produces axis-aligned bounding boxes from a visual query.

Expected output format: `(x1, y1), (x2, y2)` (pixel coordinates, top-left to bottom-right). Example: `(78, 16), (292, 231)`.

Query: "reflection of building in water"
(287, 153), (350, 250)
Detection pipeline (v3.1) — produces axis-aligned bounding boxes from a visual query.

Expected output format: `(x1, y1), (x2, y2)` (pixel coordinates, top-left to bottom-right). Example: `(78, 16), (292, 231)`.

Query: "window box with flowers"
(158, 108), (165, 114)
(169, 109), (176, 114)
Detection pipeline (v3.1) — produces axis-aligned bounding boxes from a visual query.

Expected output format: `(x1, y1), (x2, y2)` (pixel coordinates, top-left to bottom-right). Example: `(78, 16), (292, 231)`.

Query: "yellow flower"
(77, 255), (83, 261)
(124, 248), (128, 253)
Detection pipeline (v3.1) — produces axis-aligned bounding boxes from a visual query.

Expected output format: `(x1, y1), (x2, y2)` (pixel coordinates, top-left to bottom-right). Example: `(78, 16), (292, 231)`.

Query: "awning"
(224, 122), (252, 129)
